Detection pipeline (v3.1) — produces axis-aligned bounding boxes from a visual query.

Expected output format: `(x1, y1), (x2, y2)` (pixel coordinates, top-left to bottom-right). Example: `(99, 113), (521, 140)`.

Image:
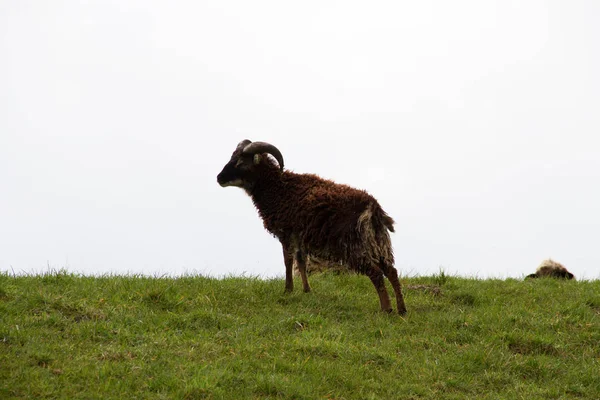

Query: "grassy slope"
(1, 271), (599, 400)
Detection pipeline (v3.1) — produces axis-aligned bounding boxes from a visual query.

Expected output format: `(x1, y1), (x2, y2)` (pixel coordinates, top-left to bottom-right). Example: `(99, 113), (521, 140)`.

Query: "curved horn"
(235, 139), (252, 151)
(242, 141), (284, 170)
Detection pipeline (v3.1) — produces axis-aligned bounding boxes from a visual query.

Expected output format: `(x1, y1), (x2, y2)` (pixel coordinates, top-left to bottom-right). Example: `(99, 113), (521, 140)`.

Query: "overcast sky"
(1, 1), (599, 279)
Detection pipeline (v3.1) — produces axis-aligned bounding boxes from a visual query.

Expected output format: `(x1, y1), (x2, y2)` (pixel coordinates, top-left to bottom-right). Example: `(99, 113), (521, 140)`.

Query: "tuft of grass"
(431, 267), (450, 286)
(0, 271), (599, 399)
(504, 333), (559, 356)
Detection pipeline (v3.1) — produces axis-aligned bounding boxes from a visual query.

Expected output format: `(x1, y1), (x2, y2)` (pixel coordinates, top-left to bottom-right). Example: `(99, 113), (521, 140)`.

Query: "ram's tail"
(373, 203), (395, 233)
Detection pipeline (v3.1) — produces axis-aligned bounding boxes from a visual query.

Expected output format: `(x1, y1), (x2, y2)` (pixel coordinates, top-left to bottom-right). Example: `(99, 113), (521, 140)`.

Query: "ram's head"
(217, 140), (284, 189)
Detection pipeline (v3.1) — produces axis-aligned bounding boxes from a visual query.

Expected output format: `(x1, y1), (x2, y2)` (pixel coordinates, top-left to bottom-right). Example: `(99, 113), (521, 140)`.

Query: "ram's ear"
(253, 154), (262, 165)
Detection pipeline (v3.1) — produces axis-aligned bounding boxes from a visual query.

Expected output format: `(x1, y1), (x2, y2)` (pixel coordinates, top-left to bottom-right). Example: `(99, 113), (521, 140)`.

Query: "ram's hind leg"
(366, 266), (392, 313)
(381, 264), (407, 315)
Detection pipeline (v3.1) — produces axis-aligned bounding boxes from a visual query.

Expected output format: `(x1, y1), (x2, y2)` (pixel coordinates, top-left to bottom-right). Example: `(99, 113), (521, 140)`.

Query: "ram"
(217, 140), (407, 315)
(526, 259), (575, 280)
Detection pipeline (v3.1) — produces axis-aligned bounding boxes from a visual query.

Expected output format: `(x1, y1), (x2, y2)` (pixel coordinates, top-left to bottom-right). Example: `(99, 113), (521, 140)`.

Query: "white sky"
(1, 1), (599, 279)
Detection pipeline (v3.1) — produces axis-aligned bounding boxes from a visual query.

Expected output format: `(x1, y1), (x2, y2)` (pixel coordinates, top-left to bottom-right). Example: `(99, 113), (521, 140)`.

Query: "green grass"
(1, 271), (599, 399)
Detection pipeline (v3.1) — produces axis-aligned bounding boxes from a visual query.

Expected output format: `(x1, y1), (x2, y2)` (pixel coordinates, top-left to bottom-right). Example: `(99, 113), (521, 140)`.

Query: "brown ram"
(217, 140), (407, 315)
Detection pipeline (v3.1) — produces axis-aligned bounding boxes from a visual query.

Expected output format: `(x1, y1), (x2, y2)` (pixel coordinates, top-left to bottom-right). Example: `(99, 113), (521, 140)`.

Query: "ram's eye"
(235, 159), (244, 167)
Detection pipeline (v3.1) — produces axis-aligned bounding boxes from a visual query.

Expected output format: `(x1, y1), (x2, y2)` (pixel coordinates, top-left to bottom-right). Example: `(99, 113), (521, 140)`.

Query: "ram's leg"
(295, 251), (311, 293)
(381, 264), (407, 315)
(282, 245), (294, 293)
(366, 266), (392, 312)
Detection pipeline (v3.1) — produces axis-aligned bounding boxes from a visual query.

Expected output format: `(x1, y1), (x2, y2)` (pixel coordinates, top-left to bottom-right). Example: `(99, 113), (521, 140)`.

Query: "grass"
(1, 270), (599, 399)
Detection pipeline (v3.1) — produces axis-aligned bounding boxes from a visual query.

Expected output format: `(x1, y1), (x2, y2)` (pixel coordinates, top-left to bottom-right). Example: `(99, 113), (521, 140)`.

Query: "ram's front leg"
(295, 251), (311, 293)
(282, 244), (294, 293)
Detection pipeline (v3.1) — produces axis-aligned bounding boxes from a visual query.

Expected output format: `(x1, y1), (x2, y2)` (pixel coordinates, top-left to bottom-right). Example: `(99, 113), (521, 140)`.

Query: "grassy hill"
(1, 271), (599, 399)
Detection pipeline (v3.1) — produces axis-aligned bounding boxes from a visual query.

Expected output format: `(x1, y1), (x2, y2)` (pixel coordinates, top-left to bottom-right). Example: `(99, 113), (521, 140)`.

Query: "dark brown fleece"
(249, 159), (395, 274)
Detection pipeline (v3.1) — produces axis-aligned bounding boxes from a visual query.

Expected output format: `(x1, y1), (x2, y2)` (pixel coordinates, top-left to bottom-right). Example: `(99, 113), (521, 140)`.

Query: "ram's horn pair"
(237, 140), (284, 171)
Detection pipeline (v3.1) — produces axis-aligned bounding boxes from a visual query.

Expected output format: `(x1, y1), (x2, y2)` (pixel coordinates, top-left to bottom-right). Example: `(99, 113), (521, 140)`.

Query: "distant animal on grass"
(526, 259), (575, 280)
(217, 140), (407, 315)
